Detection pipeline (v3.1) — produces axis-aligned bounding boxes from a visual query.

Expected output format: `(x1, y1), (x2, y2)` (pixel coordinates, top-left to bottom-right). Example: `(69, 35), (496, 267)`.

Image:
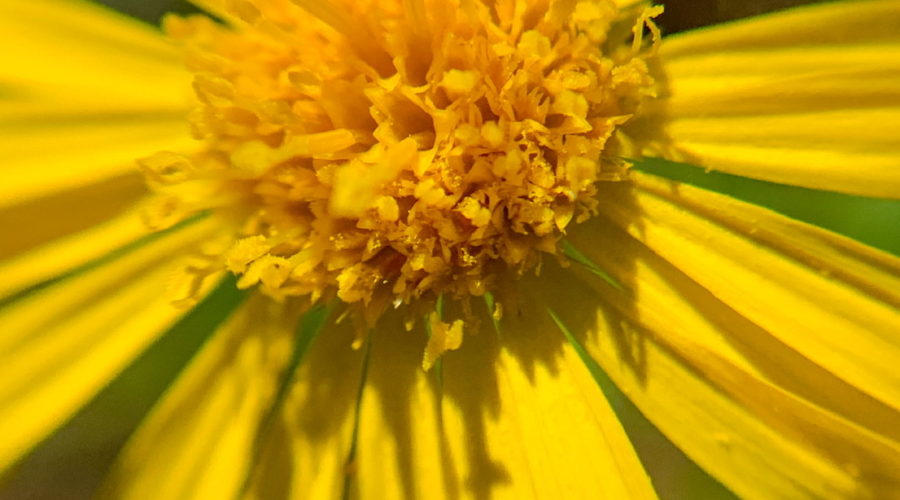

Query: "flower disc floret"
(141, 0), (660, 325)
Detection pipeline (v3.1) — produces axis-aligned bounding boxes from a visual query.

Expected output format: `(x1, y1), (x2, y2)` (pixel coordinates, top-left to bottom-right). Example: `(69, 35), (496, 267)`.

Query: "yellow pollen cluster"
(142, 0), (660, 340)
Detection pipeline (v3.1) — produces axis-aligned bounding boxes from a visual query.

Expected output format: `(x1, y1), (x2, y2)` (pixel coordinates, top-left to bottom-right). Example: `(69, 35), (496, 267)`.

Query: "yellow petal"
(353, 308), (657, 498)
(0, 0), (190, 107)
(535, 253), (900, 499)
(243, 317), (366, 500)
(559, 178), (900, 498)
(602, 172), (900, 408)
(99, 294), (304, 500)
(0, 198), (157, 301)
(0, 217), (220, 473)
(353, 317), (460, 499)
(1, 0), (195, 209)
(568, 209), (900, 444)
(0, 174), (145, 262)
(662, 1), (899, 55)
(634, 0), (900, 198)
(0, 114), (194, 210)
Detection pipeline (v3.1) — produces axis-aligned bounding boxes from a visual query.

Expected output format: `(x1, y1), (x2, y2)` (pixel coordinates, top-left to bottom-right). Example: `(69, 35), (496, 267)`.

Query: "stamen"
(423, 311), (464, 370)
(145, 0), (661, 364)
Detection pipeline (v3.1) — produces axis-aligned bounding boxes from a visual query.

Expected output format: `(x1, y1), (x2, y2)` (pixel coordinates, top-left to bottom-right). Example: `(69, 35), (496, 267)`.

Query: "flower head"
(143, 1), (662, 336)
(1, 1), (899, 499)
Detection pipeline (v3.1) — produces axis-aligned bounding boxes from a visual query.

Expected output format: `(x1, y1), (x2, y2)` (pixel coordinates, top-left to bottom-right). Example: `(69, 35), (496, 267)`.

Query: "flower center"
(140, 0), (660, 352)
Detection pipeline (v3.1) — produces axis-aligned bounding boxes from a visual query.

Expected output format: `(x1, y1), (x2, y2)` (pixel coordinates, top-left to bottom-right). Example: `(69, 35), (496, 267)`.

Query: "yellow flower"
(2, 0), (899, 498)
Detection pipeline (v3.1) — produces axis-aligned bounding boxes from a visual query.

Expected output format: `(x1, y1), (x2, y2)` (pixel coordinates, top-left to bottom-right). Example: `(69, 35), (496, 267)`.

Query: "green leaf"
(341, 331), (373, 500)
(561, 240), (626, 292)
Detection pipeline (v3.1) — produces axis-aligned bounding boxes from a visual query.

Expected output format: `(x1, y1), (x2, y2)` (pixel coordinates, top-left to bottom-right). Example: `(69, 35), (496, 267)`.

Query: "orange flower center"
(138, 0), (660, 361)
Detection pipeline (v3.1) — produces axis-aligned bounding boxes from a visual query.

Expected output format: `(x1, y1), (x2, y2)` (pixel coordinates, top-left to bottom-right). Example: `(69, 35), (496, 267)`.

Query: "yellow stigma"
(142, 0), (660, 343)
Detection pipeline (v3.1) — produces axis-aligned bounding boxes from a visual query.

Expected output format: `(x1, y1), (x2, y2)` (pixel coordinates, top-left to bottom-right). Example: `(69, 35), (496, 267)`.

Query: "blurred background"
(1, 1), (898, 499)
